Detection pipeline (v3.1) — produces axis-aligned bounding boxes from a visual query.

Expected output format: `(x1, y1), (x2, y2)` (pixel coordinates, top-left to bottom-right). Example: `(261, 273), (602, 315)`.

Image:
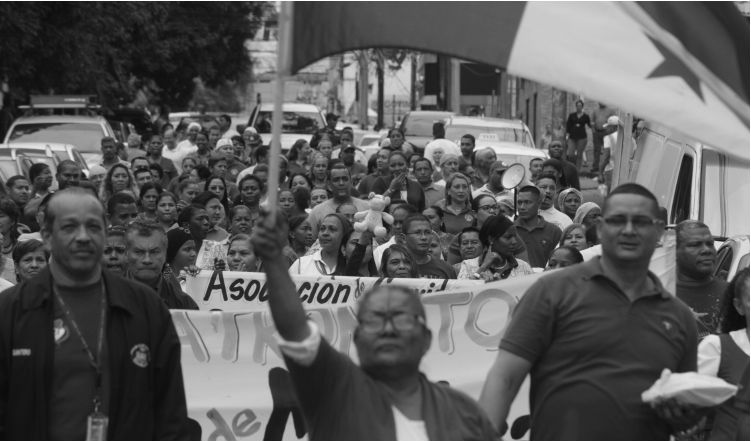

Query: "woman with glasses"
(458, 215), (533, 281)
(472, 195), (500, 228)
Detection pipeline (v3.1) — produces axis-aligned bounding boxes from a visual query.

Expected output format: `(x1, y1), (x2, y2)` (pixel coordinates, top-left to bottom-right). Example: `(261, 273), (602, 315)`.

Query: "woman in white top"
(290, 213), (352, 276)
(697, 268), (749, 441)
(457, 215), (533, 281)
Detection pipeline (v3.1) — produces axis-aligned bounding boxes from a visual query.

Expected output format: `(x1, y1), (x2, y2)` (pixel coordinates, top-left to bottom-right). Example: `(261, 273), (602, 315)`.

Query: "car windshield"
(8, 123), (104, 153)
(446, 124), (533, 147)
(0, 159), (19, 181)
(403, 115), (443, 137)
(496, 153), (542, 169)
(254, 111), (322, 134)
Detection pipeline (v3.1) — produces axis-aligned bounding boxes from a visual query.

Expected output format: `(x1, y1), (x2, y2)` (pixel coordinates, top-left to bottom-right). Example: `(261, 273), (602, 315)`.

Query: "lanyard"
(53, 281), (107, 412)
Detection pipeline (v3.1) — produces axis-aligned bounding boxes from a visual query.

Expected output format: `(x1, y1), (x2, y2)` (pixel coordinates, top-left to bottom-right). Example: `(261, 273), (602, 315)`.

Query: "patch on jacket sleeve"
(130, 343), (150, 368)
(53, 318), (69, 345)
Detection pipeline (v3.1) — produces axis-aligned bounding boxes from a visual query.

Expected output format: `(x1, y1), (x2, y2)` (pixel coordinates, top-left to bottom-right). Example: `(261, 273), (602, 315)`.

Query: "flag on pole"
(289, 1), (749, 160)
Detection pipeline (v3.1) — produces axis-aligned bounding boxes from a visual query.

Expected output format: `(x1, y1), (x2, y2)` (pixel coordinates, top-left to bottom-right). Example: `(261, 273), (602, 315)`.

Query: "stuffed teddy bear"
(353, 193), (393, 239)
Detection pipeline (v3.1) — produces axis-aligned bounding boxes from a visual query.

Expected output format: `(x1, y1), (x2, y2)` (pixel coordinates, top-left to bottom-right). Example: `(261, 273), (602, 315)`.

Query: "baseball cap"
(88, 165), (106, 177)
(603, 115), (621, 128)
(215, 138), (232, 149)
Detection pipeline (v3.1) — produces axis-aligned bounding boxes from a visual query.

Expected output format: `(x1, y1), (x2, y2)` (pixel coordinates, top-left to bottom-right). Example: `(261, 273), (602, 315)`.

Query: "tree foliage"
(0, 2), (266, 109)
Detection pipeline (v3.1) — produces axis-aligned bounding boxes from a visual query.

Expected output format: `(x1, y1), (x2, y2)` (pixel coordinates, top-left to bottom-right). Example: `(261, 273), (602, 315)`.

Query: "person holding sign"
(480, 183), (703, 440)
(251, 211), (498, 441)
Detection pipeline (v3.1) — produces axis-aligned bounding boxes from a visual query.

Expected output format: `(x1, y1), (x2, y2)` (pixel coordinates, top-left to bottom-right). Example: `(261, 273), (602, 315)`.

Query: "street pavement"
(580, 175), (605, 207)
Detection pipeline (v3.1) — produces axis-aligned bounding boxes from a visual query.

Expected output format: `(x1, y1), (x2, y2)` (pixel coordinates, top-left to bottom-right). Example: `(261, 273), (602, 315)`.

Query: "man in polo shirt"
(473, 161), (513, 200)
(251, 212), (497, 441)
(307, 165), (369, 236)
(536, 173), (572, 231)
(413, 158), (444, 207)
(513, 186), (561, 268)
(401, 214), (456, 279)
(480, 183), (701, 441)
(675, 220), (728, 337)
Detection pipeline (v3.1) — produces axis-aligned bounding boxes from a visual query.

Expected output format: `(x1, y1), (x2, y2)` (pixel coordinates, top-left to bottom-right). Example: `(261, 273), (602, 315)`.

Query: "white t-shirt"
(392, 406), (429, 441)
(698, 329), (750, 377)
(289, 251), (337, 275)
(539, 206), (572, 231)
(163, 142), (197, 172)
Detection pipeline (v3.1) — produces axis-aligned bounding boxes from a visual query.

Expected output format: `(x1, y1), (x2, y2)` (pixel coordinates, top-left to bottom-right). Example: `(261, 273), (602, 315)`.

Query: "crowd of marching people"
(0, 113), (618, 290)
(0, 111), (746, 441)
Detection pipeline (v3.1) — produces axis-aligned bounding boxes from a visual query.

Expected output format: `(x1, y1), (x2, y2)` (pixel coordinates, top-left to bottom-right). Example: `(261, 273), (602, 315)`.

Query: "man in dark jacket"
(125, 219), (198, 310)
(0, 187), (190, 440)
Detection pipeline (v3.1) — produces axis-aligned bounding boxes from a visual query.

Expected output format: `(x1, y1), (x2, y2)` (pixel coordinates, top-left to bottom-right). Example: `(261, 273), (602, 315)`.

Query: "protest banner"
(185, 271), (484, 312)
(179, 240), (677, 440)
(179, 272), (543, 440)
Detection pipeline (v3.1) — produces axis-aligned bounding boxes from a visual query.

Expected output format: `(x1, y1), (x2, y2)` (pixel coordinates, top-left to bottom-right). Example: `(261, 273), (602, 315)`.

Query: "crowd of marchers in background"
(0, 106), (744, 441)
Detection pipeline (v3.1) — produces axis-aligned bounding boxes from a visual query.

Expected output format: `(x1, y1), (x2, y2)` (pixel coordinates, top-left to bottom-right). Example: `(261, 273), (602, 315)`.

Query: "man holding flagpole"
(250, 210), (498, 441)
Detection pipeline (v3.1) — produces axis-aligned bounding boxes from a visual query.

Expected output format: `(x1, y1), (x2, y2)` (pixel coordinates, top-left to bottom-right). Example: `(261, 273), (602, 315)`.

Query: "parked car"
(443, 116), (536, 148)
(3, 115), (116, 168)
(169, 112), (224, 134)
(399, 110), (455, 153)
(1, 142), (89, 174)
(247, 103), (327, 152)
(0, 149), (57, 183)
(713, 235), (749, 282)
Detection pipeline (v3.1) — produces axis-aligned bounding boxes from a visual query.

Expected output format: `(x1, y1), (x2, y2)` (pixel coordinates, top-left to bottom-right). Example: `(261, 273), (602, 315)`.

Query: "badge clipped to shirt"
(86, 400), (108, 441)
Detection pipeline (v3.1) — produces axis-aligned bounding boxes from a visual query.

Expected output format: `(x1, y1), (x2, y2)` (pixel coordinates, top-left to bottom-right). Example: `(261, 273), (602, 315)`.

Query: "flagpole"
(267, 1), (292, 214)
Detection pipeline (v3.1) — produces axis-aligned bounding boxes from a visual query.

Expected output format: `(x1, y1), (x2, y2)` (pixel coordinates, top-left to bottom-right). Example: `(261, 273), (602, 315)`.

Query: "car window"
(403, 115), (440, 137)
(446, 124), (533, 147)
(9, 123), (104, 153)
(714, 245), (733, 281)
(0, 159), (20, 181)
(254, 111), (322, 134)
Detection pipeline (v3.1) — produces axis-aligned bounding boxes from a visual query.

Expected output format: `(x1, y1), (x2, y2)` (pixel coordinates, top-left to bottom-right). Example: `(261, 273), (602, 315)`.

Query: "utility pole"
(410, 53), (417, 110)
(357, 51), (369, 130)
(376, 51), (384, 129)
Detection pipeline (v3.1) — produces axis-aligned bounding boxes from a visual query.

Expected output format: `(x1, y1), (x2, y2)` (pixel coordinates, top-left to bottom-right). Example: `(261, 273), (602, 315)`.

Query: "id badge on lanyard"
(86, 398), (108, 441)
(55, 282), (109, 441)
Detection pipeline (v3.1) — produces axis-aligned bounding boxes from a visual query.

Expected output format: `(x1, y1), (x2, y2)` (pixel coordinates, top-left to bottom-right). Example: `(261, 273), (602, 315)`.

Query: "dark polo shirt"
(500, 257), (698, 441)
(514, 216), (561, 268)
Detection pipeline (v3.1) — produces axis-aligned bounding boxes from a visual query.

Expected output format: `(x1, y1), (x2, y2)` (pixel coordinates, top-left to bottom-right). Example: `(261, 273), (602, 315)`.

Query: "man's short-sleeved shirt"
(500, 258), (698, 441)
(514, 216), (561, 268)
(417, 257), (456, 279)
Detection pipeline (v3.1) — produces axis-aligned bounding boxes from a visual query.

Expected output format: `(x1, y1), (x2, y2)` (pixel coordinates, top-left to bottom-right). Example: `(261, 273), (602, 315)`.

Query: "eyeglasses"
(601, 215), (661, 229)
(406, 230), (432, 238)
(358, 312), (425, 333)
(479, 204), (499, 212)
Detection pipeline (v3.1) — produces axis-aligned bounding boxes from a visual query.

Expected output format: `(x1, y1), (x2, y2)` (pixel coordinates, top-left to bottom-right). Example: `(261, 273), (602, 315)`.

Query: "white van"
(612, 120), (749, 238)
